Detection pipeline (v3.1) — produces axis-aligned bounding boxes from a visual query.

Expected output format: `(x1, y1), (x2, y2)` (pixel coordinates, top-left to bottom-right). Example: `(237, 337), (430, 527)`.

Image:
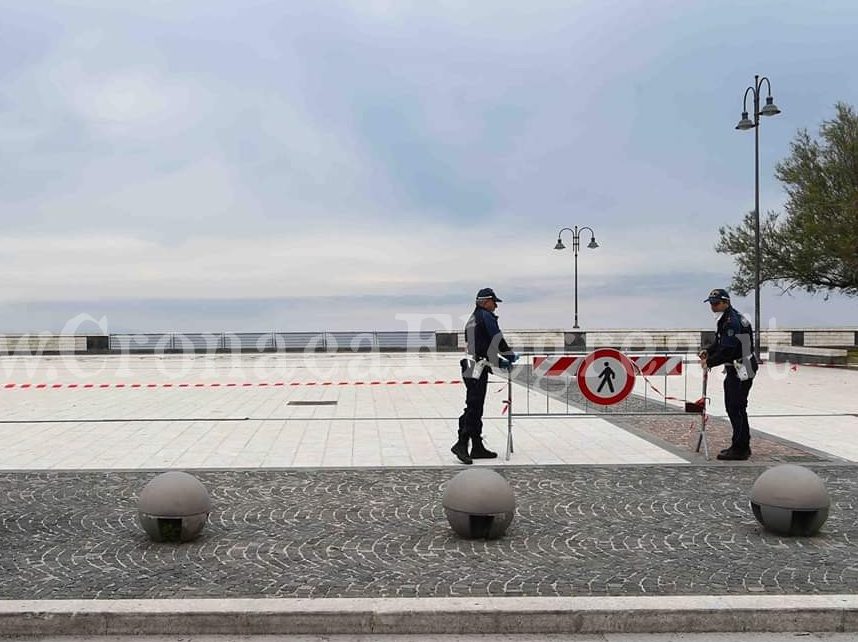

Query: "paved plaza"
(1, 352), (857, 634)
(1, 353), (855, 469)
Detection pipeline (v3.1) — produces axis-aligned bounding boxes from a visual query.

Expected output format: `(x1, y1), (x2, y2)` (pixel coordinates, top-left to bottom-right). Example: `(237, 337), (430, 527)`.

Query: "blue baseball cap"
(704, 288), (730, 303)
(476, 287), (502, 302)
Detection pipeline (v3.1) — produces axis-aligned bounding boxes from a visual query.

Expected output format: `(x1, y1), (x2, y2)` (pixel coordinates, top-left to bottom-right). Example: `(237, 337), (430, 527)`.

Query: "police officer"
(452, 287), (517, 465)
(699, 288), (758, 460)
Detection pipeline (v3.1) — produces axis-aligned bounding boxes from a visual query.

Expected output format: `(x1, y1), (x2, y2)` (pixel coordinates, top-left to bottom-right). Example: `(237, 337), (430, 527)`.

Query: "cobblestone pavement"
(2, 465), (857, 600)
(515, 369), (827, 463)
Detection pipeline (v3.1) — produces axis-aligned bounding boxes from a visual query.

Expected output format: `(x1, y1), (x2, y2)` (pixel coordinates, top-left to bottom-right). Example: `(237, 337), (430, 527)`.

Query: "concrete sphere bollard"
(749, 464), (830, 536)
(442, 468), (515, 540)
(138, 471), (212, 543)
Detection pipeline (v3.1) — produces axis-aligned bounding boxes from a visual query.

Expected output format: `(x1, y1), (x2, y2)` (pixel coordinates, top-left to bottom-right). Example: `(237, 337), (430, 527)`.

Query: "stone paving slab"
(2, 465), (857, 600)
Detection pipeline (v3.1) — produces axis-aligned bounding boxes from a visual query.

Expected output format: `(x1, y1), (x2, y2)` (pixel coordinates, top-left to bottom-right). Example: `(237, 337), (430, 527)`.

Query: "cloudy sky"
(1, 0), (856, 334)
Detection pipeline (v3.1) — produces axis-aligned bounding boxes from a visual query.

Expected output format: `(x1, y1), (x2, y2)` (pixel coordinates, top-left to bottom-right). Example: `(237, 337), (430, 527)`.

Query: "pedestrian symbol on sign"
(597, 362), (615, 393)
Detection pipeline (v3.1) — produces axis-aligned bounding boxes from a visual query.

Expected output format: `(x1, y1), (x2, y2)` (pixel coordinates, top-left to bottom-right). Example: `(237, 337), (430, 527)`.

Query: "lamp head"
(735, 111), (755, 130)
(760, 95), (781, 117)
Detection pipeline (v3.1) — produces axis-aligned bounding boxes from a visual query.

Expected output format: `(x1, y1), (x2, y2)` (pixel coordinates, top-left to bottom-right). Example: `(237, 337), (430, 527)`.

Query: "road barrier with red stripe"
(503, 351), (707, 461)
(532, 354), (683, 377)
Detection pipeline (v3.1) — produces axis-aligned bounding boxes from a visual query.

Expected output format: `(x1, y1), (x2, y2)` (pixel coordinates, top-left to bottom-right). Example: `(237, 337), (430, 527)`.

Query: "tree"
(716, 102), (858, 297)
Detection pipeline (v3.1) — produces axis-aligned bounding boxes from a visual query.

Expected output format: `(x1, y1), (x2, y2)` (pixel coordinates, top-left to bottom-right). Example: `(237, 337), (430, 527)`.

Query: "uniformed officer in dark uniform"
(452, 287), (517, 465)
(699, 288), (758, 460)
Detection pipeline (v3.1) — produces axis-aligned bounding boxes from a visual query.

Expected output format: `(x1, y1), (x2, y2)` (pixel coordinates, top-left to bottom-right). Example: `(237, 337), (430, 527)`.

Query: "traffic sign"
(576, 348), (636, 405)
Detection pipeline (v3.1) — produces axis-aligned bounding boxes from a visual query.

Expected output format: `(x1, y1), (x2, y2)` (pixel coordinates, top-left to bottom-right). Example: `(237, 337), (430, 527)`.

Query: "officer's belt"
(460, 356), (491, 379)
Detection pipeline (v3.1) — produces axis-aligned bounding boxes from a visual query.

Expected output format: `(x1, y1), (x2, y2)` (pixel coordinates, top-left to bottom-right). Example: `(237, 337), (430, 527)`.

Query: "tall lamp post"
(735, 74), (781, 360)
(554, 226), (598, 329)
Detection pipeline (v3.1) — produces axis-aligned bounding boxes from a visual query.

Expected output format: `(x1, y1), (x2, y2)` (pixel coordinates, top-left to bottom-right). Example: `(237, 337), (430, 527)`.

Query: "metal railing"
(107, 331), (437, 353)
(504, 352), (708, 459)
(2, 328), (856, 355)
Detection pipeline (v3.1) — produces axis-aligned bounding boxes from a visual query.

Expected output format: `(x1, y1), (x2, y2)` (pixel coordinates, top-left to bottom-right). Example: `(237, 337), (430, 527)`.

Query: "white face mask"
(712, 310), (724, 321)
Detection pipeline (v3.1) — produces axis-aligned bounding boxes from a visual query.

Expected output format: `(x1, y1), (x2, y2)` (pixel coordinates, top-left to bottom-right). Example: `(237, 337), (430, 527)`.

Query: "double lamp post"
(735, 74), (781, 360)
(554, 226), (598, 329)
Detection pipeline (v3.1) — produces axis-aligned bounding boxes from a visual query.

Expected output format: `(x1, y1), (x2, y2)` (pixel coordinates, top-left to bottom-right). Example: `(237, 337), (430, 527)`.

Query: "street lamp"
(554, 226), (599, 329)
(736, 74), (781, 360)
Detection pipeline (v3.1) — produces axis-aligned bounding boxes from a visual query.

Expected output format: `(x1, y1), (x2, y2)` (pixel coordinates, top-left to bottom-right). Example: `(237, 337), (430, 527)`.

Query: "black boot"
(451, 438), (473, 464)
(717, 446), (751, 461)
(470, 436), (497, 459)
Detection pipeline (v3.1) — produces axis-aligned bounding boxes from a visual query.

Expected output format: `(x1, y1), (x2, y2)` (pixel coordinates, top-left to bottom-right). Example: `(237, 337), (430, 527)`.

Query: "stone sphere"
(750, 464), (830, 536)
(442, 468), (515, 539)
(138, 471), (212, 543)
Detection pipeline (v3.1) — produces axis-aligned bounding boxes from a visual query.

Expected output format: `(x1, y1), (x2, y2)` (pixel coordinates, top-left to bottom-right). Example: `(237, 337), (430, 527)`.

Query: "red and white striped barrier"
(532, 354), (683, 377)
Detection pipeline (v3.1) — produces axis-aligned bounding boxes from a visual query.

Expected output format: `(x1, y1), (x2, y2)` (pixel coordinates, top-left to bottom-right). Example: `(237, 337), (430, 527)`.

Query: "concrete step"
(3, 596), (858, 636)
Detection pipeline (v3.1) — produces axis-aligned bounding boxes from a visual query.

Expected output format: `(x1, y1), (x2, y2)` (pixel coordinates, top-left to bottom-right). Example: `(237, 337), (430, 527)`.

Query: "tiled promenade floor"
(1, 354), (686, 469)
(1, 353), (855, 469)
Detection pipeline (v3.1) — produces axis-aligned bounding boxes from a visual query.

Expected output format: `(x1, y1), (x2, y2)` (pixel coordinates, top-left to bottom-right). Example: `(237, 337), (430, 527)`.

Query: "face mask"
(712, 310), (724, 321)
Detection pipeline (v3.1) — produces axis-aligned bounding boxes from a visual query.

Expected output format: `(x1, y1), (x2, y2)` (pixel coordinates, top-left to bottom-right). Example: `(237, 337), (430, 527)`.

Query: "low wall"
(1, 328), (856, 355)
(0, 335), (87, 354)
(769, 346), (849, 366)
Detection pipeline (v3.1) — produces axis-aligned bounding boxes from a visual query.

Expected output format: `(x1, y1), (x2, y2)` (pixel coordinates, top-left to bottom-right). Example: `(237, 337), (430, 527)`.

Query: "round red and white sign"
(576, 348), (636, 405)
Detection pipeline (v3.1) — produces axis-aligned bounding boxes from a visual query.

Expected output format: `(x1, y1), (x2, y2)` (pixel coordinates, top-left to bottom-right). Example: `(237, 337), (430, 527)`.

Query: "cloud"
(1, 0), (857, 332)
(67, 66), (199, 135)
(0, 217), (733, 307)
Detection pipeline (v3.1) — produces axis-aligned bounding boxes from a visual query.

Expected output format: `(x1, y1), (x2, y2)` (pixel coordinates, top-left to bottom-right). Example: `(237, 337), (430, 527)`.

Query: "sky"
(1, 0), (856, 334)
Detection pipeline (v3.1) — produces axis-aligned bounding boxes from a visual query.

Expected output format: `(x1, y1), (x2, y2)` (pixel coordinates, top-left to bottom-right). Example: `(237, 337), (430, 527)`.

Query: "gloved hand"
(507, 352), (519, 364)
(498, 358), (513, 370)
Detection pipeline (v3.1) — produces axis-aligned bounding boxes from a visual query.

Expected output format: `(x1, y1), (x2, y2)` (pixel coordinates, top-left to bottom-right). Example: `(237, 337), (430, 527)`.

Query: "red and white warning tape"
(2, 380), (463, 390)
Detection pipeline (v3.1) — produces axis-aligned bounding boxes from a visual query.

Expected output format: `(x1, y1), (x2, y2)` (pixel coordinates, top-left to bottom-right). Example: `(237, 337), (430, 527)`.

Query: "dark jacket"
(705, 306), (758, 375)
(465, 306), (513, 365)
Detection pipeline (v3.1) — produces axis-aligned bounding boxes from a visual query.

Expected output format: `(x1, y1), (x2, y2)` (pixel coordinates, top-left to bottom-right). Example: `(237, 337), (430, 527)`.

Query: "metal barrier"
(109, 334), (173, 352)
(463, 328), (858, 352)
(108, 331), (436, 353)
(275, 332), (324, 350)
(505, 352), (708, 460)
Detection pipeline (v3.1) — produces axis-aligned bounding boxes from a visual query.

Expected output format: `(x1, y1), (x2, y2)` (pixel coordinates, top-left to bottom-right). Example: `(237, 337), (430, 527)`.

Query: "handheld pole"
(505, 366), (514, 460)
(695, 367), (710, 460)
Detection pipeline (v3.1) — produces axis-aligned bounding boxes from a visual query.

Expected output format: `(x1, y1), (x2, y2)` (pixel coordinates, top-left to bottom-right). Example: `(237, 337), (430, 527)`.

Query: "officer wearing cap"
(452, 287), (517, 465)
(699, 288), (758, 460)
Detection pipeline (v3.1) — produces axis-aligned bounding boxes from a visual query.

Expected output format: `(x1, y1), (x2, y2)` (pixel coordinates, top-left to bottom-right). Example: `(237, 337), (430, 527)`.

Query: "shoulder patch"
(739, 315), (751, 327)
